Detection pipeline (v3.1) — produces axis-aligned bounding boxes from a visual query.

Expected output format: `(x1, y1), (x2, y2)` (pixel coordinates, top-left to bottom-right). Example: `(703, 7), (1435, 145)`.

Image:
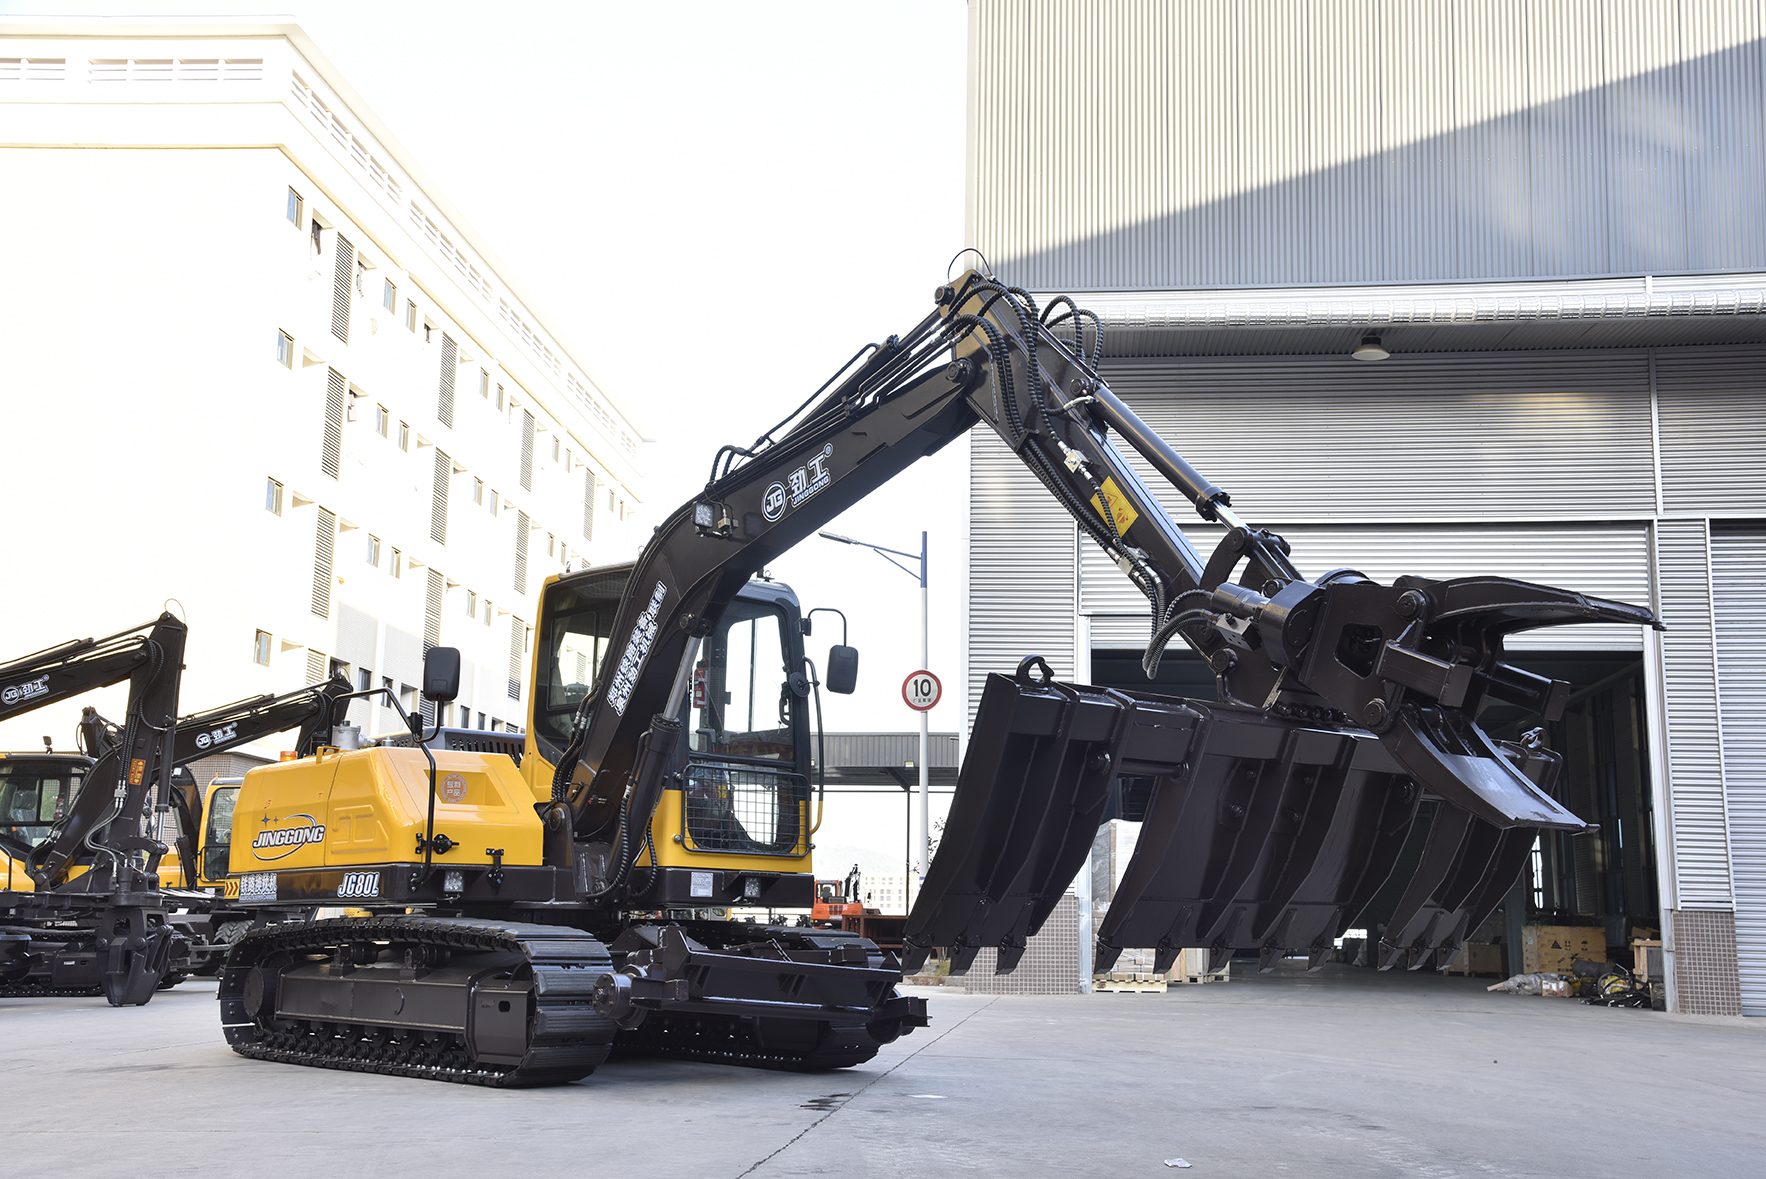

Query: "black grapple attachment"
(905, 569), (1658, 978)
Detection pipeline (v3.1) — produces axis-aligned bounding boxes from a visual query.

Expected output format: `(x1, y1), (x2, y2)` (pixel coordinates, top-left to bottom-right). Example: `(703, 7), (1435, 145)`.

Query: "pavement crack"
(732, 998), (998, 1179)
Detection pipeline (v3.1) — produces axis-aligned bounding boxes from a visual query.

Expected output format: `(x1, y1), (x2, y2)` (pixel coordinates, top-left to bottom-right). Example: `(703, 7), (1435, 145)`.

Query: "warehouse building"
(0, 19), (646, 767)
(961, 0), (1766, 1014)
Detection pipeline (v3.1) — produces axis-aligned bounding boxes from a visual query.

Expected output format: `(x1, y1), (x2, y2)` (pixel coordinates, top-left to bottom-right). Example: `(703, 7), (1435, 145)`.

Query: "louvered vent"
(306, 649), (325, 684)
(519, 411), (535, 490)
(514, 510), (529, 593)
(507, 617), (524, 699)
(424, 569), (443, 651)
(438, 333), (456, 428)
(322, 368), (344, 478)
(330, 233), (353, 344)
(312, 508), (336, 618)
(430, 450), (450, 544)
(582, 469), (596, 541)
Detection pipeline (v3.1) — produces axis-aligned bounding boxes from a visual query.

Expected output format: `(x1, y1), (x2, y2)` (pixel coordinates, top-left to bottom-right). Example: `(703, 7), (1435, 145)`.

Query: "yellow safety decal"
(1090, 478), (1139, 537)
(127, 758), (146, 786)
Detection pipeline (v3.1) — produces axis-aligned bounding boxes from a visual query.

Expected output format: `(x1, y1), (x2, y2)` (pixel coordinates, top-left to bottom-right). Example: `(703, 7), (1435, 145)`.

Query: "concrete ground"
(6, 965), (1761, 1178)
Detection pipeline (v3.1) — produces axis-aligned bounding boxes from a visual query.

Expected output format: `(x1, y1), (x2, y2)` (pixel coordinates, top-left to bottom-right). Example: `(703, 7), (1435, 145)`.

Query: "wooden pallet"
(1093, 973), (1168, 993)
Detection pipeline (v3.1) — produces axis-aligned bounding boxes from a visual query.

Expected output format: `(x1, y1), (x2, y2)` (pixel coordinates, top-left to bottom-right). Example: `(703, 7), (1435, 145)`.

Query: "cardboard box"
(1521, 925), (1606, 975)
(1541, 977), (1572, 998)
(1443, 942), (1507, 976)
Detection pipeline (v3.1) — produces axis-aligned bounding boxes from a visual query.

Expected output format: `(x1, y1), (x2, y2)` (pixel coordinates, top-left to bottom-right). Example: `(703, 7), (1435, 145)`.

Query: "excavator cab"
(0, 753), (90, 890)
(530, 568), (827, 909)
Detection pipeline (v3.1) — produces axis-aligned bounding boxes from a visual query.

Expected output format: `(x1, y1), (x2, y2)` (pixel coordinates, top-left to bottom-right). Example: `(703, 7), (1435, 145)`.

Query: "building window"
(310, 218), (322, 254)
(489, 491), (499, 517)
(466, 590), (477, 617)
(405, 300), (417, 332)
(366, 534), (380, 566)
(398, 421), (409, 451)
(355, 258), (367, 295)
(357, 667), (372, 692)
(565, 446), (572, 469)
(477, 711), (486, 729)
(423, 322), (432, 344)
(478, 369), (489, 398)
(472, 478), (483, 505)
(484, 599), (493, 626)
(381, 675), (393, 695)
(383, 278), (396, 312)
(253, 630), (272, 665)
(547, 532), (555, 557)
(265, 478), (282, 515)
(551, 436), (560, 463)
(495, 384), (504, 411)
(286, 188), (302, 225)
(608, 488), (616, 511)
(276, 330), (294, 368)
(375, 404), (388, 437)
(390, 547), (403, 578)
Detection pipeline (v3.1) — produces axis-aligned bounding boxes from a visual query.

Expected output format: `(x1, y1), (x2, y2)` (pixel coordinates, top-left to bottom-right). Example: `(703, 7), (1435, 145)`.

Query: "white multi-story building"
(0, 19), (647, 764)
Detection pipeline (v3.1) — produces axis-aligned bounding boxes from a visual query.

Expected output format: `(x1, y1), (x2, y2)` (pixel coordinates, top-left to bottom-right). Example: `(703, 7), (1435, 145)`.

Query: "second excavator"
(210, 270), (1655, 1085)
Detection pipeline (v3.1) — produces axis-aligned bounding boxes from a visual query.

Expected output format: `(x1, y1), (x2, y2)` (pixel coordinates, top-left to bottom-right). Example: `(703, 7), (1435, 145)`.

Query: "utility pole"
(818, 528), (934, 895)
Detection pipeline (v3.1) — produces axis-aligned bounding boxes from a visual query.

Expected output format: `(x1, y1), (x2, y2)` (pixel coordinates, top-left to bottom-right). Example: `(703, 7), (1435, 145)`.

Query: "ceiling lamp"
(1352, 333), (1390, 362)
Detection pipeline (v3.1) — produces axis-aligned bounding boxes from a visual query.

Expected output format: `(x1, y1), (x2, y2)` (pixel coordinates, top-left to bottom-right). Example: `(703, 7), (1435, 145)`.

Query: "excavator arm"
(554, 271), (1656, 975)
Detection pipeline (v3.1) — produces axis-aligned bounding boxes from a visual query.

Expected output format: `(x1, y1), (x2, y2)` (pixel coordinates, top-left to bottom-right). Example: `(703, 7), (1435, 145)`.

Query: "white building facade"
(0, 20), (647, 760)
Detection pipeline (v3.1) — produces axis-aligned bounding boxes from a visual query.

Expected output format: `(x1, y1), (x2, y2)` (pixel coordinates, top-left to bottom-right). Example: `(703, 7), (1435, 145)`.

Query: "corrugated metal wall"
(970, 0), (1766, 288)
(1656, 346), (1766, 516)
(968, 429), (1076, 722)
(1655, 518), (1736, 908)
(1712, 529), (1766, 1014)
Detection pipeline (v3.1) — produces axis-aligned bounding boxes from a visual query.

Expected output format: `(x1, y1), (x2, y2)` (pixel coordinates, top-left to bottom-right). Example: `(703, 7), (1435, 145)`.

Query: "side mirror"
(423, 647), (461, 702)
(826, 645), (859, 695)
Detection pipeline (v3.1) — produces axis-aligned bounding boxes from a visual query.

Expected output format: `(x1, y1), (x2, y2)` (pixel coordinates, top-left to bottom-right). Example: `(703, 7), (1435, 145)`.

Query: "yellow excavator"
(213, 272), (1656, 1085)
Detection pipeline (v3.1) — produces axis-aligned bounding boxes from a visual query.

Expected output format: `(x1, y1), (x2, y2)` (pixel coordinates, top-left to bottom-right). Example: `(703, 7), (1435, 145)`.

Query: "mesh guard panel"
(682, 761), (807, 856)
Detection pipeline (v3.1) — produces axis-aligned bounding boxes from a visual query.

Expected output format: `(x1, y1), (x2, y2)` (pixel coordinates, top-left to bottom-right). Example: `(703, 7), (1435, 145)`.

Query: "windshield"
(0, 758), (87, 852)
(688, 597), (795, 762)
(534, 569), (629, 747)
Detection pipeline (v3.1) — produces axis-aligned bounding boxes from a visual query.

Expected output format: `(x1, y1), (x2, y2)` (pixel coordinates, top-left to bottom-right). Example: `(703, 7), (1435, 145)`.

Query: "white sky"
(3, 0), (973, 883)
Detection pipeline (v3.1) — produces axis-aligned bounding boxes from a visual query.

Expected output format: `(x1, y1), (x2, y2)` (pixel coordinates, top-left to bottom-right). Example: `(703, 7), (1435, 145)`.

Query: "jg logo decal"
(762, 444), (834, 522)
(193, 722), (238, 750)
(1, 676), (49, 707)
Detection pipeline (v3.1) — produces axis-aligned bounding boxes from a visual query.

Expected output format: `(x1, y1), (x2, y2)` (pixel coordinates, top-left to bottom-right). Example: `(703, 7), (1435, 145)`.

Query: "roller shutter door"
(1102, 351), (1655, 523)
(1084, 523), (1652, 651)
(1712, 528), (1766, 1015)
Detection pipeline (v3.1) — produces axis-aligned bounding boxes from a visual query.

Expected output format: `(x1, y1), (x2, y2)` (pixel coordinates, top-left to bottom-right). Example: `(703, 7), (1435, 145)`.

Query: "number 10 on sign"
(903, 671), (941, 711)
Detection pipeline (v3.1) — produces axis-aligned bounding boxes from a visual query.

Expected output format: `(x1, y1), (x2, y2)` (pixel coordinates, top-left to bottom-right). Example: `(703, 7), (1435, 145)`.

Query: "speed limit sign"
(903, 670), (942, 712)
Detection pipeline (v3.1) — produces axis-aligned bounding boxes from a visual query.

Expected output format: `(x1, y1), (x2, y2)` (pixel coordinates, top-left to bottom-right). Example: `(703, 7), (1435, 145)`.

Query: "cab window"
(688, 598), (794, 762)
(0, 760), (84, 851)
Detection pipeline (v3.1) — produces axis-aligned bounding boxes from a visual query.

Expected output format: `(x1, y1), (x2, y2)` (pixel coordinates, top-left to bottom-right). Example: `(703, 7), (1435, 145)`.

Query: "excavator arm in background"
(531, 270), (1655, 979)
(0, 614), (188, 890)
(80, 674), (354, 888)
(0, 613), (187, 1005)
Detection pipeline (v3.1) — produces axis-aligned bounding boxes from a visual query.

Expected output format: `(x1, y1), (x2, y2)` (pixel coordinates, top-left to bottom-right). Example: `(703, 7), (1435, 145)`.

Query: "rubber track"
(219, 916), (617, 1088)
